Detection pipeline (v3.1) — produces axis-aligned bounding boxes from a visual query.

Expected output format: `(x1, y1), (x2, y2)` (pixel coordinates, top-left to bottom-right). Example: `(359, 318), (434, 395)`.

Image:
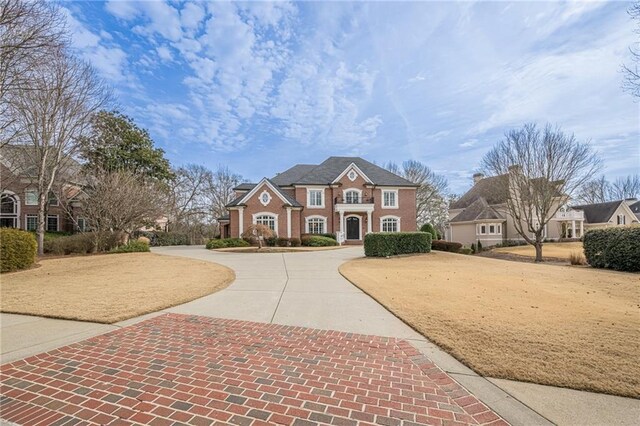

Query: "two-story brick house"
(220, 157), (418, 243)
(0, 145), (85, 233)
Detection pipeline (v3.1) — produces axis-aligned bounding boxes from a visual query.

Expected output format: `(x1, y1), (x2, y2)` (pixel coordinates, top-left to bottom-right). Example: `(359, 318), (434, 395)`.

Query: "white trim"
(25, 214), (38, 231)
(237, 178), (291, 206)
(47, 214), (59, 232)
(259, 190), (272, 206)
(381, 189), (399, 209)
(238, 207), (244, 236)
(252, 212), (279, 236)
(306, 187), (325, 209)
(332, 162), (372, 184)
(25, 189), (38, 206)
(305, 215), (327, 234)
(286, 208), (292, 238)
(380, 215), (401, 232)
(344, 214), (362, 240)
(1, 190), (21, 228)
(342, 188), (363, 203)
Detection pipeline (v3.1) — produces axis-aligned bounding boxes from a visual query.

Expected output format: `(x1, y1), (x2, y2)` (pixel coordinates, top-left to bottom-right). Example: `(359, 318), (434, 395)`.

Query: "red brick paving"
(0, 313), (507, 425)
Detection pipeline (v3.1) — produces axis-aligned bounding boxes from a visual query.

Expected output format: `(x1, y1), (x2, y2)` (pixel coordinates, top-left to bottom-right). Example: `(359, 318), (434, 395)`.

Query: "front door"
(346, 216), (360, 240)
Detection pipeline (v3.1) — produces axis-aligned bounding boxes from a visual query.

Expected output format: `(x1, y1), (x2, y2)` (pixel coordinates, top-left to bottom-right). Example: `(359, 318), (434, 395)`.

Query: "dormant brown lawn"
(0, 253), (234, 324)
(340, 252), (640, 398)
(494, 241), (584, 260)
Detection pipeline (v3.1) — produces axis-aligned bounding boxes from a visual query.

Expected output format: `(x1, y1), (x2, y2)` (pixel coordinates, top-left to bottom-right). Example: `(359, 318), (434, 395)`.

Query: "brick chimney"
(473, 173), (484, 185)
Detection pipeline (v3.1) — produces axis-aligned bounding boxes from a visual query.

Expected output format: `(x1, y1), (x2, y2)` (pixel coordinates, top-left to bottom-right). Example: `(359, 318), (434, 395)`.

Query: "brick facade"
(226, 159), (418, 243)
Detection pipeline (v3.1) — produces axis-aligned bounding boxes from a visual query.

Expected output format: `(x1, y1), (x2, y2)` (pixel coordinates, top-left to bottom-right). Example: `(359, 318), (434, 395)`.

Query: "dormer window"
(347, 170), (357, 181)
(259, 191), (271, 206)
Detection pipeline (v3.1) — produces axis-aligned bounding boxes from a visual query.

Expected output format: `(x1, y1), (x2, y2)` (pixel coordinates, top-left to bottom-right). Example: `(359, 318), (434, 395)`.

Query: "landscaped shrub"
(43, 232), (122, 255)
(205, 238), (251, 249)
(364, 232), (431, 257)
(494, 239), (527, 248)
(137, 236), (151, 245)
(459, 247), (473, 255)
(152, 231), (189, 246)
(470, 243), (476, 254)
(300, 233), (337, 241)
(477, 240), (483, 252)
(583, 227), (640, 272)
(301, 235), (339, 247)
(290, 238), (301, 247)
(276, 237), (290, 247)
(431, 240), (463, 253)
(265, 236), (278, 247)
(1, 228), (37, 272)
(109, 240), (150, 253)
(419, 223), (438, 241)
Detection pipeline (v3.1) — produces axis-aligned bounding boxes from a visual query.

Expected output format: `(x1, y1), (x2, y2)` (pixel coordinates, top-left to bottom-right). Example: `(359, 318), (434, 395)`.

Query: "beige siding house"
(446, 172), (638, 247)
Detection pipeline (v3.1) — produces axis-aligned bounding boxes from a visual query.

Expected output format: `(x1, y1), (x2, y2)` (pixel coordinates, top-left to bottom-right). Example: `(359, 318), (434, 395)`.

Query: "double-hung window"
(255, 214), (276, 231)
(617, 214), (626, 225)
(307, 217), (325, 234)
(25, 190), (38, 205)
(47, 215), (58, 232)
(382, 190), (398, 208)
(381, 217), (399, 232)
(26, 214), (38, 231)
(308, 189), (323, 207)
(345, 190), (360, 204)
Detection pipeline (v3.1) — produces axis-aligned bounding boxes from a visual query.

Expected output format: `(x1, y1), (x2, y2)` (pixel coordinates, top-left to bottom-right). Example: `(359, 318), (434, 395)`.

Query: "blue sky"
(63, 0), (639, 193)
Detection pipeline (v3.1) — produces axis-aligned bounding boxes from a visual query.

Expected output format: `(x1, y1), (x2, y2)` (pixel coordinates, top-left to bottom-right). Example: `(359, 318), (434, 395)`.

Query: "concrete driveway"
(2, 245), (638, 425)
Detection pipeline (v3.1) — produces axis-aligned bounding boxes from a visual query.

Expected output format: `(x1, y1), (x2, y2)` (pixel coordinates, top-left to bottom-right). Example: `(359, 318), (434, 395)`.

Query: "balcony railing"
(335, 196), (374, 204)
(554, 210), (584, 220)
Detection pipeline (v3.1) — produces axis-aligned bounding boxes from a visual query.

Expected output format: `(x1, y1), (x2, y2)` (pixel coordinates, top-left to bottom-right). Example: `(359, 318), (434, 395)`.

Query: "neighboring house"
(220, 157), (418, 243)
(0, 145), (85, 233)
(446, 172), (639, 247)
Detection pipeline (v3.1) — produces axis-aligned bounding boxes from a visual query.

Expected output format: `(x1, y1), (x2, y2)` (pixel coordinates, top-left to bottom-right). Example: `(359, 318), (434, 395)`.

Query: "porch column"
(580, 220), (584, 238)
(367, 210), (372, 234)
(571, 220), (576, 239)
(286, 208), (292, 238)
(339, 210), (344, 237)
(238, 208), (244, 236)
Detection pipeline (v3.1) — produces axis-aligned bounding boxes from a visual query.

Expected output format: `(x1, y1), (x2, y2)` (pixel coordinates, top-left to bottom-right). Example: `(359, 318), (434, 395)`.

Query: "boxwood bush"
(301, 235), (338, 247)
(1, 228), (37, 272)
(109, 240), (150, 253)
(583, 227), (640, 272)
(419, 223), (438, 241)
(431, 240), (463, 253)
(206, 238), (251, 249)
(364, 232), (432, 257)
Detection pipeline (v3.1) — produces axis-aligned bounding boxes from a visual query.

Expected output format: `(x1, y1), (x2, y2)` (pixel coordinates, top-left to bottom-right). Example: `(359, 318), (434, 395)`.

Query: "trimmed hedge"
(43, 231), (122, 255)
(109, 240), (150, 253)
(301, 235), (339, 247)
(431, 240), (463, 253)
(206, 238), (251, 249)
(364, 232), (432, 257)
(300, 233), (337, 241)
(583, 227), (640, 272)
(1, 228), (37, 272)
(419, 223), (438, 241)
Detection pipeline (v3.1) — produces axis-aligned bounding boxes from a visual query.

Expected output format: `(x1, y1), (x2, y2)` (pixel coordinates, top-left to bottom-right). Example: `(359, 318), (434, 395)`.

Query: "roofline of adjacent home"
(448, 218), (507, 225)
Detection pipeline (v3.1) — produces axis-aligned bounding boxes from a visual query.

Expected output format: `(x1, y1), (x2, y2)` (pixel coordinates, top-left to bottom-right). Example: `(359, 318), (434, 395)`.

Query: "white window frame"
(76, 217), (87, 232)
(0, 191), (20, 228)
(259, 190), (272, 206)
(343, 188), (362, 204)
(381, 189), (399, 209)
(25, 189), (38, 206)
(477, 223), (502, 236)
(48, 192), (59, 207)
(617, 214), (626, 225)
(347, 170), (358, 181)
(306, 215), (327, 234)
(306, 188), (324, 208)
(380, 215), (401, 233)
(252, 212), (278, 235)
(25, 214), (38, 231)
(47, 214), (59, 232)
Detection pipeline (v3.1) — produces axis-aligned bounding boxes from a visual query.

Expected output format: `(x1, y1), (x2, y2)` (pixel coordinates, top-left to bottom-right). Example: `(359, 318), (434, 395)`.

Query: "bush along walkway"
(0, 314), (507, 426)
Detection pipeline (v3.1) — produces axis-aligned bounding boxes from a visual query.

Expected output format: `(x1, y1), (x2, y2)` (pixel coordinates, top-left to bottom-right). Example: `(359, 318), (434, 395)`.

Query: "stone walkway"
(0, 314), (506, 426)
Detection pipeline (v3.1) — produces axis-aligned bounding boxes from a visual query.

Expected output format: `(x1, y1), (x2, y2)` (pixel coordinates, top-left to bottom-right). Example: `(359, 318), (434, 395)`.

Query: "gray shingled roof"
(234, 183), (256, 191)
(293, 157), (417, 186)
(572, 200), (624, 224)
(450, 198), (505, 223)
(226, 179), (302, 208)
(450, 175), (508, 210)
(271, 164), (316, 186)
(630, 200), (640, 220)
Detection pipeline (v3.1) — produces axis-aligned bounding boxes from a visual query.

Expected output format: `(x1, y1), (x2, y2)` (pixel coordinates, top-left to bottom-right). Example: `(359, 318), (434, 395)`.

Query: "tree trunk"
(534, 240), (543, 262)
(36, 194), (47, 256)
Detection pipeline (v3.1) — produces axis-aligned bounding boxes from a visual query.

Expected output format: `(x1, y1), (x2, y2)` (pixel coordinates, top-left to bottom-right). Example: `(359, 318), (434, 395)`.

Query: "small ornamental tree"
(241, 224), (274, 249)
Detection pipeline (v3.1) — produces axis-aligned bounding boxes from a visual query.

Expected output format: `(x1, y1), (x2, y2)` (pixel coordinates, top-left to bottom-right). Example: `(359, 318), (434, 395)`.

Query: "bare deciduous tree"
(385, 160), (449, 232)
(208, 165), (243, 221)
(81, 169), (166, 249)
(167, 164), (215, 242)
(482, 123), (601, 262)
(576, 174), (640, 203)
(8, 49), (108, 254)
(623, 2), (640, 97)
(0, 0), (65, 147)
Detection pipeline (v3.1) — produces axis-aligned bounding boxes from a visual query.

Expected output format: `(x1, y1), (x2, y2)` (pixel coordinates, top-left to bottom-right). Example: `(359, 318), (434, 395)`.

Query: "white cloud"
(156, 46), (172, 61)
